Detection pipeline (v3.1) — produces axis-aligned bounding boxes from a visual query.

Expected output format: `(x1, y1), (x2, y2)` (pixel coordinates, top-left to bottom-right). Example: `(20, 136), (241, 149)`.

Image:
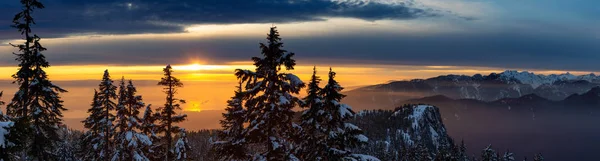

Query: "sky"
(0, 0), (598, 130)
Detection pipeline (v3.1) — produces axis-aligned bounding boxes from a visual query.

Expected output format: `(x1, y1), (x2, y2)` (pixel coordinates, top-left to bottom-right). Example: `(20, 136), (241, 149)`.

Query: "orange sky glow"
(0, 63), (597, 110)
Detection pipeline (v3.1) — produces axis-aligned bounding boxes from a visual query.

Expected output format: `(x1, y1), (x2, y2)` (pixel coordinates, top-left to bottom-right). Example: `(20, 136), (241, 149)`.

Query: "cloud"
(0, 25), (597, 72)
(0, 0), (597, 73)
(0, 0), (451, 39)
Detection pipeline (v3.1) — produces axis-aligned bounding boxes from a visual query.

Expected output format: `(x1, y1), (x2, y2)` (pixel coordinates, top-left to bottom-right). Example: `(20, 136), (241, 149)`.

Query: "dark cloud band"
(0, 30), (597, 72)
(0, 0), (444, 39)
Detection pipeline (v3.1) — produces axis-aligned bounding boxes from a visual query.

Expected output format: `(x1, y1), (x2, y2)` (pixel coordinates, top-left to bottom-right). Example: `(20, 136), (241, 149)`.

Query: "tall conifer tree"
(320, 68), (376, 160)
(81, 90), (103, 160)
(214, 81), (248, 160)
(113, 80), (152, 161)
(157, 65), (187, 160)
(481, 145), (499, 161)
(233, 27), (305, 160)
(7, 0), (68, 159)
(297, 66), (327, 160)
(140, 104), (161, 160)
(113, 77), (128, 160)
(97, 70), (118, 160)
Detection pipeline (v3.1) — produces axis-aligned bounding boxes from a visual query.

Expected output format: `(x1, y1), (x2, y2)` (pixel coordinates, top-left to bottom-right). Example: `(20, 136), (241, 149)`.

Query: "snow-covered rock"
(352, 104), (453, 159)
(392, 104), (452, 150)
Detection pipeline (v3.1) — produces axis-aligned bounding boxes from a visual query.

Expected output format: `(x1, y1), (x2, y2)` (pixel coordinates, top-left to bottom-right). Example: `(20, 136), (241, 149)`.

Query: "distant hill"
(402, 87), (600, 108)
(563, 86), (600, 105)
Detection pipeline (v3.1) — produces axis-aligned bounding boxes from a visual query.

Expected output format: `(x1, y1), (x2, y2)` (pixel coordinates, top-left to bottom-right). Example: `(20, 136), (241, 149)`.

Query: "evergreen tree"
(434, 146), (453, 161)
(457, 140), (469, 161)
(80, 90), (102, 160)
(234, 26), (305, 160)
(156, 64), (187, 160)
(297, 66), (326, 160)
(502, 150), (515, 161)
(56, 126), (79, 161)
(174, 129), (192, 161)
(113, 77), (128, 160)
(460, 141), (468, 155)
(7, 0), (42, 117)
(82, 70), (117, 160)
(320, 68), (375, 160)
(0, 92), (16, 161)
(532, 153), (543, 161)
(113, 80), (152, 161)
(214, 81), (249, 160)
(409, 143), (432, 161)
(99, 70), (118, 160)
(7, 0), (68, 159)
(140, 104), (161, 160)
(481, 145), (499, 161)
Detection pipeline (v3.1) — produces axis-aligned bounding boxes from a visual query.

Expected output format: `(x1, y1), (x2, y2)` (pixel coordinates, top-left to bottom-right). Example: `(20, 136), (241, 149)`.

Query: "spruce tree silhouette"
(231, 26), (305, 160)
(7, 0), (68, 159)
(157, 64), (187, 161)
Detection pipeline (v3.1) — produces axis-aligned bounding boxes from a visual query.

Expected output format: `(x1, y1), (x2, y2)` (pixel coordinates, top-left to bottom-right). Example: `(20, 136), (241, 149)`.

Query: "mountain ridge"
(345, 70), (600, 111)
(359, 70), (600, 91)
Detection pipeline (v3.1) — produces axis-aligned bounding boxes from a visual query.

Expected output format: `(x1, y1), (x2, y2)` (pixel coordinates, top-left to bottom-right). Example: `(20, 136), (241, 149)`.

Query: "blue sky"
(0, 0), (598, 71)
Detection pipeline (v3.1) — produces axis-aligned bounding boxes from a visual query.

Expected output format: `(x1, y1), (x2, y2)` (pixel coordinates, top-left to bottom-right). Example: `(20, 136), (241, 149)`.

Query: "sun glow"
(185, 100), (207, 112)
(172, 64), (227, 71)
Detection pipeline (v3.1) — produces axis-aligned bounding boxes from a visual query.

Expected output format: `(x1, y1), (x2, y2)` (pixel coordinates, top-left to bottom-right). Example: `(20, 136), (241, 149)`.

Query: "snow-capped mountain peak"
(499, 70), (600, 88)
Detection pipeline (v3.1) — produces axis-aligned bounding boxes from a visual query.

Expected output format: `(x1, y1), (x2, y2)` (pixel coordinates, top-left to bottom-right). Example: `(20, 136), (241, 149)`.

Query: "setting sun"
(173, 64), (228, 71)
(185, 100), (208, 112)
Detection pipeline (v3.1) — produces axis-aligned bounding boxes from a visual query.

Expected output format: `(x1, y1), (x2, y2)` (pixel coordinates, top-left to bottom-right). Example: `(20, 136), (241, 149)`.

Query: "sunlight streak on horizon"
(0, 63), (594, 88)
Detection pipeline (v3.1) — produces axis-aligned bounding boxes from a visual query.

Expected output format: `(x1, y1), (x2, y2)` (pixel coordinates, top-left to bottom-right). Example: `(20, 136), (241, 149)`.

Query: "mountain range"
(345, 70), (600, 111)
